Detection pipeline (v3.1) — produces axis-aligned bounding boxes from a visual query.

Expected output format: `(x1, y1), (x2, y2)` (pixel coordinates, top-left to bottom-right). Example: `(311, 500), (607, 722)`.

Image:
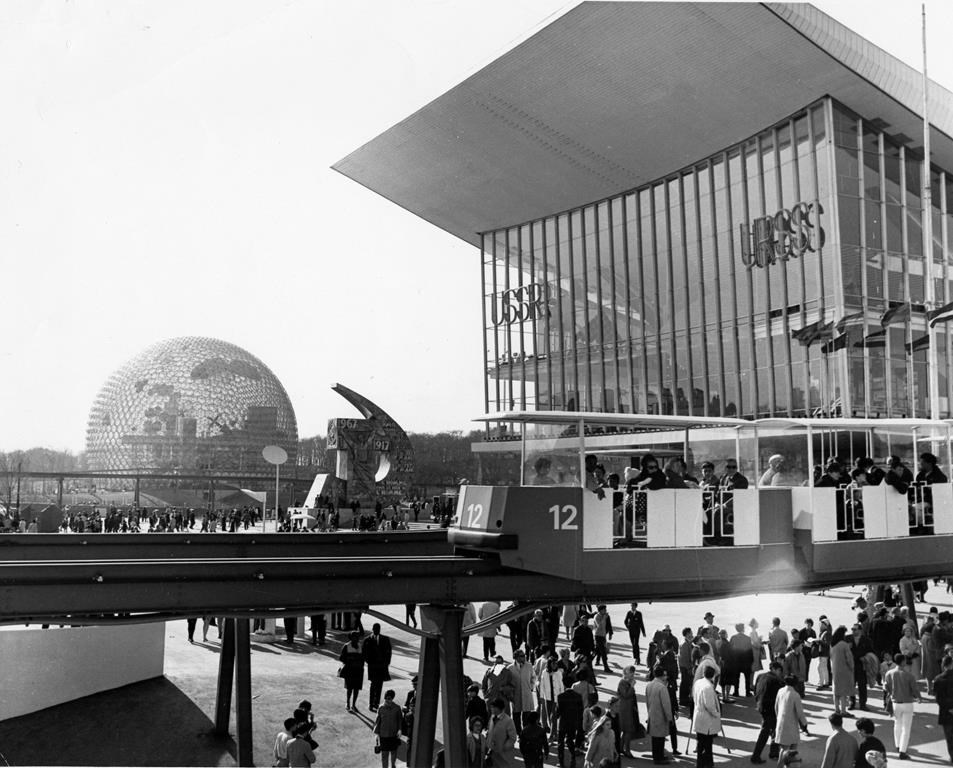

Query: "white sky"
(2, 0), (953, 453)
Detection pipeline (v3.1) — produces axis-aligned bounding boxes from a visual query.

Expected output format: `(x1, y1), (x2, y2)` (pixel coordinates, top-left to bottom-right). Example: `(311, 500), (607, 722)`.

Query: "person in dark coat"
(751, 661), (784, 763)
(849, 625), (874, 711)
(933, 655), (953, 764)
(571, 614), (595, 662)
(526, 609), (548, 661)
(555, 682), (585, 768)
(517, 711), (549, 768)
(340, 630), (365, 711)
(854, 718), (886, 768)
(465, 683), (489, 728)
(624, 602), (647, 663)
(884, 456), (913, 495)
(362, 623), (393, 711)
(728, 622), (755, 696)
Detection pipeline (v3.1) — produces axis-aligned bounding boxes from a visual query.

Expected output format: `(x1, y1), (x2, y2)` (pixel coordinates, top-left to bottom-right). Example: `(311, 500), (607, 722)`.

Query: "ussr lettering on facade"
(491, 282), (549, 326)
(739, 200), (823, 268)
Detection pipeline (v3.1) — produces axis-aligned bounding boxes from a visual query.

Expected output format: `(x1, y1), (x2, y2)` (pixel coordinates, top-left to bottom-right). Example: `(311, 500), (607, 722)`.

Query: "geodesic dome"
(85, 337), (297, 472)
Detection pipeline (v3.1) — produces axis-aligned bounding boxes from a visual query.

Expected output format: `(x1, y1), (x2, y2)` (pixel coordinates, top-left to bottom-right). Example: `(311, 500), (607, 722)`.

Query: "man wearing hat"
(696, 612), (719, 641)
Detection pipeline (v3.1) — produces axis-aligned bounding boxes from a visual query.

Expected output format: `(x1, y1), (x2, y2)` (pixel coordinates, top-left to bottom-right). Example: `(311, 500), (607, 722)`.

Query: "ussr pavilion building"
(336, 2), (953, 430)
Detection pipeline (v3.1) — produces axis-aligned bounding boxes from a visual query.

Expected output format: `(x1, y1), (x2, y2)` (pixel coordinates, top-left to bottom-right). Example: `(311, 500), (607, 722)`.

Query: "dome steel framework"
(85, 337), (298, 473)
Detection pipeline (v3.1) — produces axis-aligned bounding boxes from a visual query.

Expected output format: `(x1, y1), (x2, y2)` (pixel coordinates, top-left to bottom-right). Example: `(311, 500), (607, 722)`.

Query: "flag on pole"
(881, 303), (912, 327)
(906, 334), (930, 354)
(928, 299), (953, 327)
(853, 330), (887, 348)
(791, 320), (834, 346)
(835, 311), (865, 333)
(820, 334), (849, 354)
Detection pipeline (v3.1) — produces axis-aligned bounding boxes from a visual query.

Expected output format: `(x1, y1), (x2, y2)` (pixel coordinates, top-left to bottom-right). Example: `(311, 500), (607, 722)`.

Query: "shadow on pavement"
(0, 676), (236, 766)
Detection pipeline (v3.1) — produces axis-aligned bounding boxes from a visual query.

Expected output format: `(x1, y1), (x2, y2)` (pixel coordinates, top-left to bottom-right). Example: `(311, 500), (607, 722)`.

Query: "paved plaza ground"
(1, 584), (951, 766)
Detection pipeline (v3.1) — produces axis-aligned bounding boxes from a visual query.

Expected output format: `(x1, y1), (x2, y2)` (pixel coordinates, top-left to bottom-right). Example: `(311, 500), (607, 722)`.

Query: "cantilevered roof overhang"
(333, 2), (953, 248)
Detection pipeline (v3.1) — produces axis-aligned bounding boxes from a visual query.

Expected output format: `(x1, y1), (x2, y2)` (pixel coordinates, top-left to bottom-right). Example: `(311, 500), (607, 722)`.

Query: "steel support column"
(214, 618), (236, 736)
(901, 582), (918, 624)
(235, 618), (253, 766)
(436, 606), (467, 768)
(409, 633), (441, 768)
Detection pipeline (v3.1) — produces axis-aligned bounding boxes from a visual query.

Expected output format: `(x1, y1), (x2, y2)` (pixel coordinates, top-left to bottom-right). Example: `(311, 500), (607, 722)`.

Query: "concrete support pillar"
(235, 618), (253, 766)
(214, 618), (236, 736)
(56, 478), (63, 509)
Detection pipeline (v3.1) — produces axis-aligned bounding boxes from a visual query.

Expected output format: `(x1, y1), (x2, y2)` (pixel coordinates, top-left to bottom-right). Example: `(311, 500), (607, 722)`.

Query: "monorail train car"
(448, 412), (953, 599)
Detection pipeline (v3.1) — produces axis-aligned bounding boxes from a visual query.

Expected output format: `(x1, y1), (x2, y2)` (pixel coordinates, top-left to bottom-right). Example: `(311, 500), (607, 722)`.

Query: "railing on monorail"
(610, 488), (742, 548)
(607, 482), (952, 548)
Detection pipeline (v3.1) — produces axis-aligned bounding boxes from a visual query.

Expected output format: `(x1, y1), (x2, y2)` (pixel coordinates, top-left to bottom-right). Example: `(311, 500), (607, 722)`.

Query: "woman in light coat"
(829, 625), (854, 714)
(774, 676), (807, 750)
(899, 624), (922, 682)
(749, 618), (764, 674)
(584, 716), (618, 768)
(645, 667), (674, 762)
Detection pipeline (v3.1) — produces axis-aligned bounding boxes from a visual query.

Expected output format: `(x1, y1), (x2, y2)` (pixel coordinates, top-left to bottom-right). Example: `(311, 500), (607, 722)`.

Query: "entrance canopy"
(334, 2), (953, 247)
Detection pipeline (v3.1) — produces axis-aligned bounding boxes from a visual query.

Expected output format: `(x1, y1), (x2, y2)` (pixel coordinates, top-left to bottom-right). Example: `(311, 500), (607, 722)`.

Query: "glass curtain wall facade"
(482, 97), (953, 420)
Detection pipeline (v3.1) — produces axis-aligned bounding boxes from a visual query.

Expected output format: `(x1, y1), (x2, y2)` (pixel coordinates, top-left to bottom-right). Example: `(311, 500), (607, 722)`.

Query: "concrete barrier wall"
(0, 623), (165, 721)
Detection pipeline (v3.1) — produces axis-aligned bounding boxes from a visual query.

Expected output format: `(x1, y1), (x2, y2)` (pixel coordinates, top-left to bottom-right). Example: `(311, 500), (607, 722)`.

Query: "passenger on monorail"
(530, 457), (555, 486)
(627, 454), (666, 492)
(916, 452), (948, 485)
(815, 461), (845, 488)
(719, 461), (749, 490)
(760, 454), (787, 487)
(855, 457), (884, 486)
(884, 457), (914, 494)
(584, 455), (605, 499)
(664, 458), (698, 489)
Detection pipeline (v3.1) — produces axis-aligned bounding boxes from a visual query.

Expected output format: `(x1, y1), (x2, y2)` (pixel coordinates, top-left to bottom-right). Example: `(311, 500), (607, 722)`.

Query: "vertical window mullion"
(775, 124), (795, 416)
(900, 146), (914, 416)
(676, 175), (694, 415)
(593, 206), (607, 410)
(567, 215), (579, 411)
(791, 115), (810, 417)
(540, 221), (552, 410)
(554, 218), (567, 411)
(622, 196), (637, 413)
(635, 194), (650, 413)
(739, 146), (758, 415)
(855, 117), (870, 418)
(755, 134), (775, 415)
(480, 233), (490, 414)
(608, 202), (623, 413)
(694, 169), (710, 416)
(579, 213), (592, 410)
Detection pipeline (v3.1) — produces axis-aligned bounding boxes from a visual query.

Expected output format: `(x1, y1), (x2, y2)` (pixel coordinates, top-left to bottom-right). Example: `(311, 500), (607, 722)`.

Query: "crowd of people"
(257, 589), (953, 767)
(0, 495), (459, 535)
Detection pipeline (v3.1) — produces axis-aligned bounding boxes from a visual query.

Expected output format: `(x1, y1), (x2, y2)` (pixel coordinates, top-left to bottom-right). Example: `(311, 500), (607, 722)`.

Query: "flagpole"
(923, 2), (940, 422)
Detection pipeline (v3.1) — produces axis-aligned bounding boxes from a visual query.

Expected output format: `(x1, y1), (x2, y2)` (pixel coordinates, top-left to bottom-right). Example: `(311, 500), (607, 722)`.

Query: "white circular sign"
(262, 445), (288, 465)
